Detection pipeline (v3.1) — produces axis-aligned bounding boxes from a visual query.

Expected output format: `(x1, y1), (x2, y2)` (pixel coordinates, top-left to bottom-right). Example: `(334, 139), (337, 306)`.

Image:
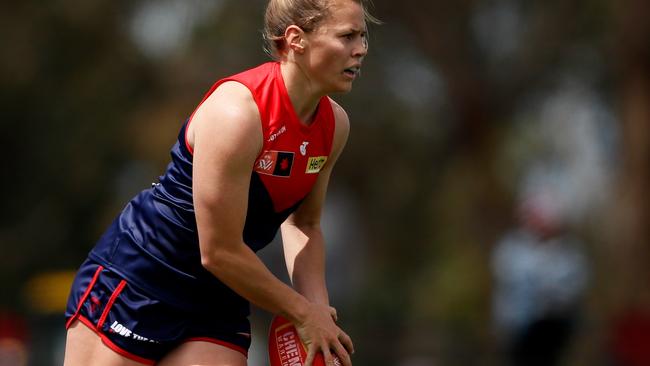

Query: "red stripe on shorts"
(66, 265), (104, 329)
(77, 315), (156, 365)
(96, 279), (127, 330)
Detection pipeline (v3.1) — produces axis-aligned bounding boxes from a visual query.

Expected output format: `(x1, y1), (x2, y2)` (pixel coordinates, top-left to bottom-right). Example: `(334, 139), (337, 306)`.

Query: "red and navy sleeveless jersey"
(88, 62), (335, 312)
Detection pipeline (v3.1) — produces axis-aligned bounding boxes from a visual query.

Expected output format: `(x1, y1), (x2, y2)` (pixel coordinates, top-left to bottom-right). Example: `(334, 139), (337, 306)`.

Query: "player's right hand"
(294, 303), (354, 366)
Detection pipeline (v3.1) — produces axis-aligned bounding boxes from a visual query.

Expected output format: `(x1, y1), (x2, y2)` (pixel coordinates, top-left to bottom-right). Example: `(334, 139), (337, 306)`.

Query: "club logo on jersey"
(300, 141), (309, 156)
(254, 150), (294, 177)
(305, 156), (327, 174)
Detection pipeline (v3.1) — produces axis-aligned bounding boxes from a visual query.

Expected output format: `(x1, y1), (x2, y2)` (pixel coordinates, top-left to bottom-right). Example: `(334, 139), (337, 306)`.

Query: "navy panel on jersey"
(88, 121), (299, 311)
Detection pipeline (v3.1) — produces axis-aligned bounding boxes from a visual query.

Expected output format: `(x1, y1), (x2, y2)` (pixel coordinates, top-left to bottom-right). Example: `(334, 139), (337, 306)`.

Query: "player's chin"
(338, 85), (354, 94)
(332, 80), (354, 94)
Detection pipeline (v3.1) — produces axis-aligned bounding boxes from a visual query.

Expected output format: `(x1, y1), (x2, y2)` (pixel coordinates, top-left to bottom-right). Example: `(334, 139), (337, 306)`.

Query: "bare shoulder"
(208, 81), (257, 112)
(194, 81), (260, 131)
(326, 97), (350, 161)
(327, 97), (350, 139)
(188, 81), (262, 153)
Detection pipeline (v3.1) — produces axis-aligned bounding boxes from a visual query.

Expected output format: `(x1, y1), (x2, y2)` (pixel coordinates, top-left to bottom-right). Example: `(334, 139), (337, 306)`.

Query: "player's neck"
(280, 62), (322, 125)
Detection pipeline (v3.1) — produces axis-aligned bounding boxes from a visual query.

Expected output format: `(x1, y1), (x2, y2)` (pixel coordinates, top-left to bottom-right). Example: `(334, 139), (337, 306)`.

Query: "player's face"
(303, 0), (368, 94)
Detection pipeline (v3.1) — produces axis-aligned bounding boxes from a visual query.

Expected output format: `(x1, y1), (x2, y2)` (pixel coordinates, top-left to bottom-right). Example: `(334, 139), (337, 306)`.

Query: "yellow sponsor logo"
(305, 156), (327, 173)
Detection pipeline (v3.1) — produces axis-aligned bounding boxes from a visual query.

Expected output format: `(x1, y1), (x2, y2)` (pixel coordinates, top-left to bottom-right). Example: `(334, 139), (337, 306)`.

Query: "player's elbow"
(200, 246), (229, 273)
(200, 252), (217, 271)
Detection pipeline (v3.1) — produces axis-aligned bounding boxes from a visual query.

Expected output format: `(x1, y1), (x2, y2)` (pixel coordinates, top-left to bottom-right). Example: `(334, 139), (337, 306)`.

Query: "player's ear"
(285, 25), (306, 54)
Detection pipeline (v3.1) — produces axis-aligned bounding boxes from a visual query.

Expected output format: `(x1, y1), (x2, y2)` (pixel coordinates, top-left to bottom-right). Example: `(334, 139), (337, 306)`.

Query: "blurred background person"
(491, 192), (589, 366)
(607, 302), (650, 366)
(0, 309), (29, 366)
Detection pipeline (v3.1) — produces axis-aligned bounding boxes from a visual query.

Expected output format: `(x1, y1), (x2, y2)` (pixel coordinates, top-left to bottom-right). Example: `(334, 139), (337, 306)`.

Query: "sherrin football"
(268, 315), (342, 366)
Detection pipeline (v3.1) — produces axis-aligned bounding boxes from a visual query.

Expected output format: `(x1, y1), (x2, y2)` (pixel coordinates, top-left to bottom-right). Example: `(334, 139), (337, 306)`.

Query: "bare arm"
(281, 99), (350, 305)
(190, 81), (310, 323)
(191, 86), (353, 366)
(280, 99), (353, 365)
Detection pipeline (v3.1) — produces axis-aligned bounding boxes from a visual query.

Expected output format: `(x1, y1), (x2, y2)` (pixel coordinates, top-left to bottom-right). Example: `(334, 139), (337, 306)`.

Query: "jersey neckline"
(273, 62), (327, 137)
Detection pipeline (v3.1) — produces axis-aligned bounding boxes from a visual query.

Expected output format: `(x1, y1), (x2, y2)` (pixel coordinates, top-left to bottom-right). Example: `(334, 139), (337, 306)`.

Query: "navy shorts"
(65, 258), (251, 364)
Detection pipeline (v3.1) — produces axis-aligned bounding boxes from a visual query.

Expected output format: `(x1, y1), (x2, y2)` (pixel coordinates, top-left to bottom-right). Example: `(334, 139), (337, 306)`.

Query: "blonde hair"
(263, 0), (380, 58)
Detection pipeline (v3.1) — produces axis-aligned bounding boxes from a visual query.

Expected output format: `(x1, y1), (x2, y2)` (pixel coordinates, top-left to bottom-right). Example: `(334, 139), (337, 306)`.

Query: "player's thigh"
(158, 340), (247, 366)
(64, 320), (148, 366)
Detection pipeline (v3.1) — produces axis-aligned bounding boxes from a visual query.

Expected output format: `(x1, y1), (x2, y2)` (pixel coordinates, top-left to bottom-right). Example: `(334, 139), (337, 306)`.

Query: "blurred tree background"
(1, 0), (648, 365)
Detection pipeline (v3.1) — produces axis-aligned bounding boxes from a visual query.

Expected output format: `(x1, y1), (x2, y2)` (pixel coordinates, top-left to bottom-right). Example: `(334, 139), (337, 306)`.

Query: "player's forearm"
(201, 242), (310, 323)
(281, 223), (330, 305)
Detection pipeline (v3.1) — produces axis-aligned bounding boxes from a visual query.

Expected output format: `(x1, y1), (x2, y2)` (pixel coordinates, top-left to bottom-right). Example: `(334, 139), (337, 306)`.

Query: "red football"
(268, 315), (341, 366)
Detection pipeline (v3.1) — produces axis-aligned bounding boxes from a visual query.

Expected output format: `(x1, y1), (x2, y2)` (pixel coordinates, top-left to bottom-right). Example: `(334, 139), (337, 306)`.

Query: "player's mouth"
(343, 65), (361, 78)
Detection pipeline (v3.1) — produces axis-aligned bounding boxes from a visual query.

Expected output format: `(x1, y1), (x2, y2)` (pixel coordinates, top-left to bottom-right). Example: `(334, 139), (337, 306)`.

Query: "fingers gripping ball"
(269, 315), (342, 366)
